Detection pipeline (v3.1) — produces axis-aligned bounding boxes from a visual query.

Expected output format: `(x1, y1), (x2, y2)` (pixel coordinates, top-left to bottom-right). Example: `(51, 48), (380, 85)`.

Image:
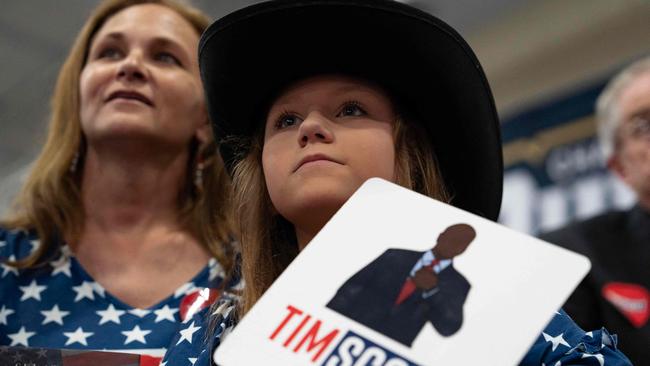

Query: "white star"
(41, 304), (70, 325)
(91, 282), (106, 297)
(232, 279), (245, 291)
(129, 308), (151, 318)
(154, 305), (178, 323)
(176, 321), (201, 345)
(209, 262), (224, 281)
(50, 255), (72, 277)
(542, 332), (571, 352)
(581, 353), (604, 366)
(189, 357), (197, 365)
(0, 240), (5, 248)
(1, 255), (19, 277)
(29, 239), (40, 253)
(122, 325), (152, 345)
(36, 349), (48, 358)
(72, 281), (95, 302)
(0, 305), (15, 325)
(601, 332), (614, 347)
(60, 245), (72, 257)
(96, 304), (125, 325)
(19, 280), (47, 301)
(174, 282), (196, 298)
(63, 327), (93, 346)
(159, 361), (167, 366)
(8, 326), (35, 346)
(585, 331), (593, 338)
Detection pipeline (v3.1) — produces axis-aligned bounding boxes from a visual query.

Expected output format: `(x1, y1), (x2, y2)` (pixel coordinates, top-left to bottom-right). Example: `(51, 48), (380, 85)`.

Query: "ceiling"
(2, 0), (648, 214)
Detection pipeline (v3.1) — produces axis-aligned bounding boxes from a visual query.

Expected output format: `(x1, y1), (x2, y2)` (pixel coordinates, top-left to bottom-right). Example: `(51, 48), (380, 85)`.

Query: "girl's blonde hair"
(232, 114), (449, 315)
(3, 0), (235, 275)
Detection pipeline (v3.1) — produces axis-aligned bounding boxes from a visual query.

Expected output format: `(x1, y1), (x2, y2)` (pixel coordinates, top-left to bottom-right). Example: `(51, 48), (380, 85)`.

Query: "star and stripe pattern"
(161, 295), (238, 366)
(0, 228), (233, 359)
(519, 310), (631, 365)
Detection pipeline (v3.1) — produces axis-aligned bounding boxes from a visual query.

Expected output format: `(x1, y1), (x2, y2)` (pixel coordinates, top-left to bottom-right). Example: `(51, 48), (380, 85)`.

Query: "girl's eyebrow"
(272, 85), (381, 108)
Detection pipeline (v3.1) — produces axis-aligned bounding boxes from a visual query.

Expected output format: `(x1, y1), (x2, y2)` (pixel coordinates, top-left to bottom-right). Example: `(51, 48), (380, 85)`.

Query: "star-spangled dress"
(163, 302), (633, 365)
(0, 227), (236, 359)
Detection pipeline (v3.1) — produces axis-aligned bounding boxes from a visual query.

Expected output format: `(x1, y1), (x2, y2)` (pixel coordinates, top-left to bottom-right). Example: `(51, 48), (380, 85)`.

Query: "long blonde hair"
(232, 115), (449, 315)
(3, 0), (235, 275)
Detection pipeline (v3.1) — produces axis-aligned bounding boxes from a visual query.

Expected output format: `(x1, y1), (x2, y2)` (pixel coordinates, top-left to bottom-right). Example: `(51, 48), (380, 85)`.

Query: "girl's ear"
(195, 121), (213, 147)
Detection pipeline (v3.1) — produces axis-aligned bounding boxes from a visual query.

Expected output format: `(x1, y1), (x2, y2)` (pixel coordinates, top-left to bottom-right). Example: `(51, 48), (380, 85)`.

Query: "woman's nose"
(298, 112), (334, 147)
(117, 51), (147, 82)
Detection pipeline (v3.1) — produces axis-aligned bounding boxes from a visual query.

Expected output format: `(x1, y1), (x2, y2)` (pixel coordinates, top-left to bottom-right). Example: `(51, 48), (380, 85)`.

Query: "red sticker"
(180, 288), (220, 322)
(601, 282), (650, 328)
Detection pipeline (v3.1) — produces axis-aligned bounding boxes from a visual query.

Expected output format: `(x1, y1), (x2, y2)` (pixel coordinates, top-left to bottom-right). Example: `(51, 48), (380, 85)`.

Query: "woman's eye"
(275, 113), (302, 129)
(338, 102), (366, 117)
(97, 47), (123, 60)
(155, 52), (181, 66)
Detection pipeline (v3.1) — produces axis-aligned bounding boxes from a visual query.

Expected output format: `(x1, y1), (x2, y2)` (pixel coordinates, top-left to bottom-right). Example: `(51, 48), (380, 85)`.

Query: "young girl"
(163, 0), (632, 364)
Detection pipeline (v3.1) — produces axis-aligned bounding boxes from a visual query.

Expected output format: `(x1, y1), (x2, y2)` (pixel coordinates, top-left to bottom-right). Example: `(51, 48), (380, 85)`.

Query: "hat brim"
(199, 0), (503, 221)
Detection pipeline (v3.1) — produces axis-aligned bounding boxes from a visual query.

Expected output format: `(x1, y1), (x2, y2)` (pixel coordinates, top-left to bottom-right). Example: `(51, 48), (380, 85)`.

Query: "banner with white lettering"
(499, 78), (635, 235)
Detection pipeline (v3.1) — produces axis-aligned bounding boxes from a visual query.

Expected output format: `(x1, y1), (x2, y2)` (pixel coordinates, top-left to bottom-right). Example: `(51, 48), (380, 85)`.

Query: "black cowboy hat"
(199, 0), (503, 221)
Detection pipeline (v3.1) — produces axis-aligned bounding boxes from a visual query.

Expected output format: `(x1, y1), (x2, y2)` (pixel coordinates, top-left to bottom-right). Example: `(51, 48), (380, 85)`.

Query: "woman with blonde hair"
(0, 0), (237, 358)
(165, 0), (632, 365)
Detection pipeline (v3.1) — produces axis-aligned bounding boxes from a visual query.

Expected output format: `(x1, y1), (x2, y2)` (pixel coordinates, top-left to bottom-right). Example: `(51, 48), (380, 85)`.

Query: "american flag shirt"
(0, 228), (235, 359)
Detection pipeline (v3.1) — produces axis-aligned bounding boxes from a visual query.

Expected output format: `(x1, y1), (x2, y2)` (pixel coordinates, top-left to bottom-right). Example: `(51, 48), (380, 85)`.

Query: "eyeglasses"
(617, 110), (650, 143)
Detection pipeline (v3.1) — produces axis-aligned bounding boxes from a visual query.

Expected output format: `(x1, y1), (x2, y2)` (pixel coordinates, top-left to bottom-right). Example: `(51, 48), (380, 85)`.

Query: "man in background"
(541, 56), (650, 365)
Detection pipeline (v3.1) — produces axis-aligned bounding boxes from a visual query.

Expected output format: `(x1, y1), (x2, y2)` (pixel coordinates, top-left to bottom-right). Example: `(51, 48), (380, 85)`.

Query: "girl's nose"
(298, 111), (334, 147)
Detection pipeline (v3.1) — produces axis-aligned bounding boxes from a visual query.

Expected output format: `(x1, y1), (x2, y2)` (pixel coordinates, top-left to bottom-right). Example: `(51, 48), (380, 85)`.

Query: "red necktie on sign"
(394, 258), (440, 305)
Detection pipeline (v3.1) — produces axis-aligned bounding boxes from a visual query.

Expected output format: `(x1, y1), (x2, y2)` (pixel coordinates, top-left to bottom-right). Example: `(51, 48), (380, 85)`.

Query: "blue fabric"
(163, 302), (632, 366)
(0, 228), (233, 358)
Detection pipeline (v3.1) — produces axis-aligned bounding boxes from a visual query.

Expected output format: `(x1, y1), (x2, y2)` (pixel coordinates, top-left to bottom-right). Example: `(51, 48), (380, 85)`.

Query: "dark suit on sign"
(327, 248), (470, 347)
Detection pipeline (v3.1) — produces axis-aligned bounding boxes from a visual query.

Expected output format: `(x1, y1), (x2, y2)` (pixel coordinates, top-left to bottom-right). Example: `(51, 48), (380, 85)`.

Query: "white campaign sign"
(215, 178), (590, 366)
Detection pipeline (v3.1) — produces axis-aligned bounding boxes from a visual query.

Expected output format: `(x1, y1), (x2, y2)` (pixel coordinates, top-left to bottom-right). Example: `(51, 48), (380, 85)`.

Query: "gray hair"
(596, 56), (650, 160)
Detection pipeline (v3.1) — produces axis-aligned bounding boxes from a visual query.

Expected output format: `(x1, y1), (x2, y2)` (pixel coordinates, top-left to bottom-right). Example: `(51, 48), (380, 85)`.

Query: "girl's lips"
(294, 153), (341, 172)
(106, 90), (153, 106)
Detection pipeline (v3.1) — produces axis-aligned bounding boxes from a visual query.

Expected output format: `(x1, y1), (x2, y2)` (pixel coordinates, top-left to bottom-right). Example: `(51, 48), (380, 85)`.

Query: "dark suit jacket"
(540, 205), (650, 365)
(327, 248), (470, 346)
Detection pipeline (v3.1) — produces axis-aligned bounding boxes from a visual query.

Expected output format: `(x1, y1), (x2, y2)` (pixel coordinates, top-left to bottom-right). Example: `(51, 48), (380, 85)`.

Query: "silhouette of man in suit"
(327, 223), (476, 346)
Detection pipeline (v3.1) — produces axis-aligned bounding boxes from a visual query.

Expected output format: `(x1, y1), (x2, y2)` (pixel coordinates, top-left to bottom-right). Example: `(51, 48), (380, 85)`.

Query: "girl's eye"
(338, 102), (366, 117)
(275, 113), (303, 130)
(97, 47), (123, 60)
(155, 52), (181, 66)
